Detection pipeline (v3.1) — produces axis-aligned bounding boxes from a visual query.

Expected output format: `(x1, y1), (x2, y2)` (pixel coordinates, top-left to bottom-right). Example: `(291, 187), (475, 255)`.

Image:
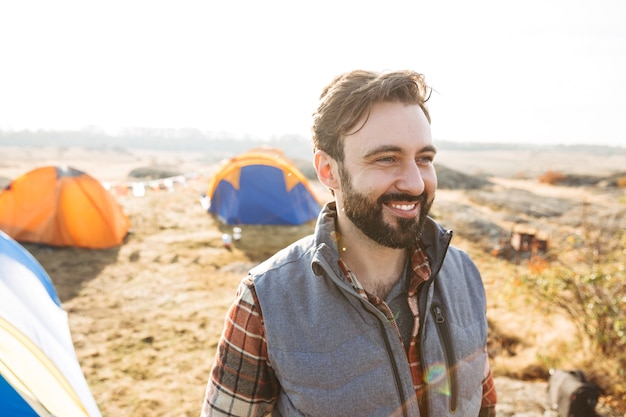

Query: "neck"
(337, 226), (408, 300)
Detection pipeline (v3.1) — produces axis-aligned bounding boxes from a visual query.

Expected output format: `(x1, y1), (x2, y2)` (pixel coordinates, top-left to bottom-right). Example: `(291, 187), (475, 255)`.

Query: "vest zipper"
(329, 265), (411, 417)
(417, 228), (453, 415)
(377, 318), (410, 417)
(431, 303), (458, 412)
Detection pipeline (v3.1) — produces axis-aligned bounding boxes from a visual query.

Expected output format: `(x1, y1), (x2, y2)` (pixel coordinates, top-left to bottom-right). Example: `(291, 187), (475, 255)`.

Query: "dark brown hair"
(312, 70), (431, 162)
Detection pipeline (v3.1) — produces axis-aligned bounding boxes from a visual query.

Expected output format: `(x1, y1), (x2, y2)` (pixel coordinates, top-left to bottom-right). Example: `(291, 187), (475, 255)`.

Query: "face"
(335, 101), (437, 249)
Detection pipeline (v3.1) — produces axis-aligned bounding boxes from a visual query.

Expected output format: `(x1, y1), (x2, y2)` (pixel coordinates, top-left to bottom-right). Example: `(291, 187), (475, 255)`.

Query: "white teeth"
(390, 203), (416, 211)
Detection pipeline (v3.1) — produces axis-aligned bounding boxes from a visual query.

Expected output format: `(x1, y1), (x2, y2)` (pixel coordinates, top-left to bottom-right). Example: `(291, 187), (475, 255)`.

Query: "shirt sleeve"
(201, 278), (279, 417)
(479, 365), (497, 417)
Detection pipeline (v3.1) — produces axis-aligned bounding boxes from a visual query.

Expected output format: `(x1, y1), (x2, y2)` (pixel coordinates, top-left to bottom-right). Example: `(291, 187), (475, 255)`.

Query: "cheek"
(353, 174), (389, 197)
(423, 168), (438, 192)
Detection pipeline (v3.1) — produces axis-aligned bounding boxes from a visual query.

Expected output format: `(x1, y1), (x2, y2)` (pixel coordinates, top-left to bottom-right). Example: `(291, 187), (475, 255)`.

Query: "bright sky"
(1, 0), (625, 147)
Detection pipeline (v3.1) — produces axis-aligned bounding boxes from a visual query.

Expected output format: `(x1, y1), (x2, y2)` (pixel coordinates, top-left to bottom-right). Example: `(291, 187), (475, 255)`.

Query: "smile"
(389, 202), (417, 211)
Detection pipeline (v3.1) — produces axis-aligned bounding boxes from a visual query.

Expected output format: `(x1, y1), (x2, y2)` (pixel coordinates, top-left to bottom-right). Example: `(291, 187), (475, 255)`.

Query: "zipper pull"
(433, 304), (445, 323)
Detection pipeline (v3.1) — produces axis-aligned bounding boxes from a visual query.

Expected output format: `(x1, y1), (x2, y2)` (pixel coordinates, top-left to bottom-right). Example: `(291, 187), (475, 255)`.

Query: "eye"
(416, 155), (435, 166)
(373, 155), (398, 164)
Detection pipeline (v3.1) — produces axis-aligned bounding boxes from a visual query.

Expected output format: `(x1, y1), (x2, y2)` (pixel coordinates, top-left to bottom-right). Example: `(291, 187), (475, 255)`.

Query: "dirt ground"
(1, 145), (624, 416)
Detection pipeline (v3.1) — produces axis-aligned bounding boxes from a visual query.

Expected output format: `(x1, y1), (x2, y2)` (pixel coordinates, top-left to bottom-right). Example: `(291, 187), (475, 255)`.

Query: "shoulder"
(446, 244), (478, 266)
(440, 245), (482, 283)
(242, 234), (321, 299)
(436, 245), (487, 308)
(249, 234), (317, 279)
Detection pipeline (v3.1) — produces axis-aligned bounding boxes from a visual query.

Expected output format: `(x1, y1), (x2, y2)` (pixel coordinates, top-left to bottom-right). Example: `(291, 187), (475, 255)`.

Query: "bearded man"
(201, 69), (497, 417)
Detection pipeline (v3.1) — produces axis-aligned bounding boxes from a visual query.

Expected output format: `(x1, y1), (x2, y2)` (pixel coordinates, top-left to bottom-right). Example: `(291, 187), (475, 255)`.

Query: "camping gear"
(548, 369), (600, 417)
(0, 230), (102, 416)
(205, 148), (321, 225)
(0, 165), (131, 249)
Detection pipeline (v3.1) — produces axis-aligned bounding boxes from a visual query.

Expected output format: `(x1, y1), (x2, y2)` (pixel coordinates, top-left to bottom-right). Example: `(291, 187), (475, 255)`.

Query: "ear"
(314, 150), (340, 190)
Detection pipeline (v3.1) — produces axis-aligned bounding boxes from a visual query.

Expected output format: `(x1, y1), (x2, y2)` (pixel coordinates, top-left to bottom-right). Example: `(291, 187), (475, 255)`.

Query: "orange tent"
(0, 166), (131, 249)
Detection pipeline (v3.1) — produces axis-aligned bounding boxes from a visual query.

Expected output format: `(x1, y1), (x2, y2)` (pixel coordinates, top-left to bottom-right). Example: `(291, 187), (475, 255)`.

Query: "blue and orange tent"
(0, 230), (102, 416)
(205, 148), (321, 225)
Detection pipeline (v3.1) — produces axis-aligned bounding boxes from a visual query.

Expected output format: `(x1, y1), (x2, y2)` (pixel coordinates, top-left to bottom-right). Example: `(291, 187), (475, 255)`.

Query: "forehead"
(343, 101), (433, 156)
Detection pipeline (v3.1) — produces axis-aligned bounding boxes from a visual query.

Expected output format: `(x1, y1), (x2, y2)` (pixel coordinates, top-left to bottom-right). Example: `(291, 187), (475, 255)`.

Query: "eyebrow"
(363, 144), (438, 159)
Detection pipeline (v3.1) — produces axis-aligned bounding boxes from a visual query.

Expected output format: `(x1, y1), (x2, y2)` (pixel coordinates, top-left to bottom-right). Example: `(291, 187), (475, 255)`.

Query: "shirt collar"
(338, 243), (432, 301)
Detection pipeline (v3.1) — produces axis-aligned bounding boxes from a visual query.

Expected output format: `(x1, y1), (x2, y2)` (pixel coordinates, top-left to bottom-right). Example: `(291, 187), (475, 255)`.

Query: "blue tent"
(0, 230), (102, 416)
(206, 148), (321, 225)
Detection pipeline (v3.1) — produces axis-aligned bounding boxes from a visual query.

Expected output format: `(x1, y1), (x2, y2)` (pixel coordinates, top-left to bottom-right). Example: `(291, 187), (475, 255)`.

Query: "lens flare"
(423, 362), (450, 396)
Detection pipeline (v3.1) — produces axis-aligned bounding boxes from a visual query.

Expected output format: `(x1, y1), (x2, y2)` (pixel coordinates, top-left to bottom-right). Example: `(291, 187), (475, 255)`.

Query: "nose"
(397, 160), (426, 196)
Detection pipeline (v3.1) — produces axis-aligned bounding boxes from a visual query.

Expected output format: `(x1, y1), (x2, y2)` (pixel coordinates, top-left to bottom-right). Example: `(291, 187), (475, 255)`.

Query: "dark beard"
(339, 166), (432, 249)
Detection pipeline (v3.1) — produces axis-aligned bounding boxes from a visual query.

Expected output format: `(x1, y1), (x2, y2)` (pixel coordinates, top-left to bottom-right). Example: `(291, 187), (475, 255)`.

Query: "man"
(201, 70), (497, 416)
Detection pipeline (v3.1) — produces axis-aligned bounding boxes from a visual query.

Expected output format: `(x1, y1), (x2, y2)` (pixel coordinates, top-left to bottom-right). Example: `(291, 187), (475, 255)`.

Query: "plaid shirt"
(202, 245), (497, 416)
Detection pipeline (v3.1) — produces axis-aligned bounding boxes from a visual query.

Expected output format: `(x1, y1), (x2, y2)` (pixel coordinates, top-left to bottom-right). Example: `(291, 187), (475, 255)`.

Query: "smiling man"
(201, 70), (497, 417)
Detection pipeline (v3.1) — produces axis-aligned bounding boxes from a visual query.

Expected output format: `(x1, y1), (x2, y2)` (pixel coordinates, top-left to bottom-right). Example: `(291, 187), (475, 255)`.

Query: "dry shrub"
(537, 170), (567, 184)
(519, 227), (626, 413)
(616, 176), (626, 188)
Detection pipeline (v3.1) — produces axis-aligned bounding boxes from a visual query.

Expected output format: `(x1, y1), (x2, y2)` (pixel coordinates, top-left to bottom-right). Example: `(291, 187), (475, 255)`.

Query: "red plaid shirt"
(202, 245), (497, 416)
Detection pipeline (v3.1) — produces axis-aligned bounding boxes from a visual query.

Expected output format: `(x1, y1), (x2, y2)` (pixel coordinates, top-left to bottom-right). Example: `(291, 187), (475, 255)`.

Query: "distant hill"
(1, 128), (624, 162)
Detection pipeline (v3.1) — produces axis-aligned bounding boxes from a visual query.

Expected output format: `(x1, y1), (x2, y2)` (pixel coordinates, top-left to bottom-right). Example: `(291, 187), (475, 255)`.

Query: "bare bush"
(538, 170), (567, 185)
(520, 215), (626, 408)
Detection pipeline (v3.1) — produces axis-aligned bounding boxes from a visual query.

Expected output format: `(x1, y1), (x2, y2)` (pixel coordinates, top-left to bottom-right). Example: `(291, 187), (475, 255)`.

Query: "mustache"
(378, 193), (426, 205)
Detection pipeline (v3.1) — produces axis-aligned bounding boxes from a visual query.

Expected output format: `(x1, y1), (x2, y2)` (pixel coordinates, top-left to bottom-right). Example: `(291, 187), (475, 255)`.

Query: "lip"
(384, 201), (420, 218)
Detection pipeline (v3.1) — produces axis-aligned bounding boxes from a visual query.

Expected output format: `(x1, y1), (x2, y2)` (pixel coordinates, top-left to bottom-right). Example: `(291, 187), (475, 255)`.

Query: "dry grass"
(2, 145), (624, 416)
